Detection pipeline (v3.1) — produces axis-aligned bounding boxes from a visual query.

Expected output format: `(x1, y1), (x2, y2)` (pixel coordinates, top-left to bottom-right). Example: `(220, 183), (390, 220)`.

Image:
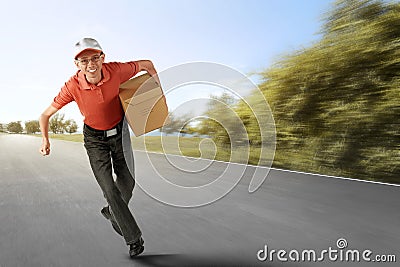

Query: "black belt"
(84, 119), (123, 138)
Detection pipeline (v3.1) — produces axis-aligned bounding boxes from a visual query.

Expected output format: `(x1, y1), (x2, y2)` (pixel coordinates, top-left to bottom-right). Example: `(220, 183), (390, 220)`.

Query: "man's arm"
(136, 60), (160, 85)
(39, 105), (59, 156)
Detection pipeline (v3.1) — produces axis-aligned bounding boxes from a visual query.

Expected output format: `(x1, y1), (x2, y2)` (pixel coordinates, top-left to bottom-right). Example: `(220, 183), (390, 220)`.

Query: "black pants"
(83, 118), (141, 245)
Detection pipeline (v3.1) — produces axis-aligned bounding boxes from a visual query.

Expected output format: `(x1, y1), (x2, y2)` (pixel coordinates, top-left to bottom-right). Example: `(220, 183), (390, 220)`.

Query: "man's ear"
(74, 60), (80, 68)
(101, 53), (105, 63)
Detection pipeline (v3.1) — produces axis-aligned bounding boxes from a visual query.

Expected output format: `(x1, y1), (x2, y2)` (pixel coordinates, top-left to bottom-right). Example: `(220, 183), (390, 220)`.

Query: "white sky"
(0, 0), (332, 129)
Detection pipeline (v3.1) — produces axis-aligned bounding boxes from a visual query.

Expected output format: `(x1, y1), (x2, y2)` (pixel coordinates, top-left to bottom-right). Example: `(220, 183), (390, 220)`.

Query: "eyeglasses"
(76, 53), (103, 65)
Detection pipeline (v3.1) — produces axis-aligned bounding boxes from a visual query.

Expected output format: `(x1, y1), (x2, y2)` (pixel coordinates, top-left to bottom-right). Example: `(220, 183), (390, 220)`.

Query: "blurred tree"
(160, 113), (191, 136)
(183, 123), (200, 137)
(255, 0), (399, 183)
(25, 120), (40, 134)
(7, 121), (23, 134)
(198, 93), (240, 146)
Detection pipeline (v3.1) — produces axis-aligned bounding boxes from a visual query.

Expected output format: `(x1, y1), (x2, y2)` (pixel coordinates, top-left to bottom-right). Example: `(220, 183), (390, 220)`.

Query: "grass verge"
(31, 134), (271, 166)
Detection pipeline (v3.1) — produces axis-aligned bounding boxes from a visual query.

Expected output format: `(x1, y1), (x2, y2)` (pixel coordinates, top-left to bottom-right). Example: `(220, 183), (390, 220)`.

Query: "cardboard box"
(119, 73), (170, 136)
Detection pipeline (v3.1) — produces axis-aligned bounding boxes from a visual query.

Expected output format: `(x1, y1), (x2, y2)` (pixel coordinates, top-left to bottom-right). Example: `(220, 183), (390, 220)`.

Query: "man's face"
(75, 50), (104, 80)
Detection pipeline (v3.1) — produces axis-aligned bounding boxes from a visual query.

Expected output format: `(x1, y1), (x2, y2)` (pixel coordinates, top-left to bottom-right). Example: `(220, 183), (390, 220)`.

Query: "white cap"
(74, 37), (103, 59)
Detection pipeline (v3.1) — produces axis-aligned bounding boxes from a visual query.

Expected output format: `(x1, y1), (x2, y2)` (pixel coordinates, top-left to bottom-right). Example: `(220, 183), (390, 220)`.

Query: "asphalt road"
(0, 134), (398, 267)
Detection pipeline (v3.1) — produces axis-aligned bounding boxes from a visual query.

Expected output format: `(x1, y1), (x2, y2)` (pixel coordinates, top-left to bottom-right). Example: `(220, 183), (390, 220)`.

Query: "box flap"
(119, 73), (158, 98)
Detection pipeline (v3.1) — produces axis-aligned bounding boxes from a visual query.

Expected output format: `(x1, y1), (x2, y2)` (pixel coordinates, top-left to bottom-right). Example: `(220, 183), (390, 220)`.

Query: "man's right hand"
(40, 139), (51, 156)
(39, 104), (59, 156)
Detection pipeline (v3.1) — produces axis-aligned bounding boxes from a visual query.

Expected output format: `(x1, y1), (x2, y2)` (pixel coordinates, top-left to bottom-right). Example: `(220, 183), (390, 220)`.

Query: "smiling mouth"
(88, 69), (97, 73)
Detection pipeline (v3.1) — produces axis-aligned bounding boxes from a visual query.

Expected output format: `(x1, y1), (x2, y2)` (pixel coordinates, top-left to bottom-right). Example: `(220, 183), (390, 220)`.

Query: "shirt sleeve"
(51, 82), (74, 110)
(118, 61), (139, 84)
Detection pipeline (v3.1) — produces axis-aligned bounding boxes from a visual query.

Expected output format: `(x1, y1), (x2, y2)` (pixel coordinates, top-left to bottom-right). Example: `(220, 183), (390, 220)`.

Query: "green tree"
(25, 120), (40, 134)
(49, 113), (65, 134)
(7, 121), (23, 134)
(64, 119), (78, 134)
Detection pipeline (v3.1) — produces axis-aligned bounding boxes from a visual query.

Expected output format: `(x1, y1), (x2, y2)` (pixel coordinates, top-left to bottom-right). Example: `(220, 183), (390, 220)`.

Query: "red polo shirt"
(52, 61), (139, 130)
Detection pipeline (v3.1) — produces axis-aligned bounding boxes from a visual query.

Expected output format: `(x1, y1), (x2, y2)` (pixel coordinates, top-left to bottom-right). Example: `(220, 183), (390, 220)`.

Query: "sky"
(0, 0), (333, 129)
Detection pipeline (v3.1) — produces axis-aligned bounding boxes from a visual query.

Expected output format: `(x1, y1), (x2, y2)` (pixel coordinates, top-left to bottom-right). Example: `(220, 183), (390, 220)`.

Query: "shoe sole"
(130, 245), (144, 257)
(130, 238), (145, 257)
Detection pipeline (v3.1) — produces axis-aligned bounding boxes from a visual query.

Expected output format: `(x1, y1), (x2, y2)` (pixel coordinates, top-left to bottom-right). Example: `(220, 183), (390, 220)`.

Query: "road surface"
(0, 134), (398, 266)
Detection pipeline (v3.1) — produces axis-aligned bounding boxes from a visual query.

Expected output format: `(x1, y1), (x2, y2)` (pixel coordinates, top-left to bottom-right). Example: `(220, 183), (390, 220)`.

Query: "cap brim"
(75, 48), (102, 59)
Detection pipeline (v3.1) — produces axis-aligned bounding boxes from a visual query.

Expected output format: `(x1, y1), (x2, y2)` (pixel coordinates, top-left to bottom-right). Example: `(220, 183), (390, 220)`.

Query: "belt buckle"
(105, 128), (117, 137)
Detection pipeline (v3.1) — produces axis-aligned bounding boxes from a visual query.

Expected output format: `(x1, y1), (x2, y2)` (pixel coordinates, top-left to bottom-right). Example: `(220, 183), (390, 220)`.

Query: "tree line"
(162, 0), (399, 184)
(1, 113), (78, 134)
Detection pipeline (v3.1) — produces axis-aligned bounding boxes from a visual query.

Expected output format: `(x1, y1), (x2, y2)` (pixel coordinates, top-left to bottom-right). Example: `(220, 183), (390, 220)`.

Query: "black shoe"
(101, 206), (123, 236)
(129, 237), (144, 257)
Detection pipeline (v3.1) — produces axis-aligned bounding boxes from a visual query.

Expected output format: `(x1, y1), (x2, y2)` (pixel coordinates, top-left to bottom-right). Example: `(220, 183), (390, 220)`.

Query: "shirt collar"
(77, 64), (110, 90)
